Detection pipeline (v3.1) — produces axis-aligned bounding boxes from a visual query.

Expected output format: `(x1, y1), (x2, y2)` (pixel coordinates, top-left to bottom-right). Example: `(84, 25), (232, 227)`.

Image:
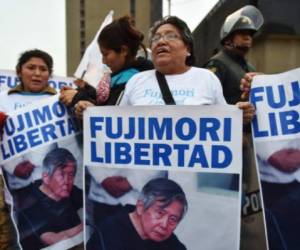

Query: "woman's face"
(18, 57), (50, 92)
(100, 46), (127, 73)
(151, 24), (190, 74)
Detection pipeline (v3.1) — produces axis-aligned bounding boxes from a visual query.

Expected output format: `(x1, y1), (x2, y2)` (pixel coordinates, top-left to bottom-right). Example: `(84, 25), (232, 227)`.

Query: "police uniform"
(204, 48), (255, 104)
(204, 5), (268, 250)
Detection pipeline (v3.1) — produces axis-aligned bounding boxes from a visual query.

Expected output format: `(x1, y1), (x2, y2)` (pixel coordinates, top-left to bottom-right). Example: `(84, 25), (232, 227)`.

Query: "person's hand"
(74, 100), (95, 119)
(101, 176), (133, 198)
(267, 149), (300, 172)
(0, 111), (7, 140)
(59, 86), (78, 106)
(236, 101), (255, 124)
(240, 72), (259, 100)
(13, 160), (35, 179)
(74, 78), (87, 88)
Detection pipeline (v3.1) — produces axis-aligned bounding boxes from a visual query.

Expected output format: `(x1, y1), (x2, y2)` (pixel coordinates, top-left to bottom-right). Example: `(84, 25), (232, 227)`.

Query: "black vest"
(210, 50), (254, 104)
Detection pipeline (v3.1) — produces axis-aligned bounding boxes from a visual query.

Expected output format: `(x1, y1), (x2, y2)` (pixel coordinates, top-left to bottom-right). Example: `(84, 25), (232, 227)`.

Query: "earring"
(187, 52), (191, 56)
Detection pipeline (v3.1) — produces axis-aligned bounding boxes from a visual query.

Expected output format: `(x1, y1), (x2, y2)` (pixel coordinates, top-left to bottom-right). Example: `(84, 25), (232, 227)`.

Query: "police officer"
(205, 5), (264, 104)
(206, 6), (268, 250)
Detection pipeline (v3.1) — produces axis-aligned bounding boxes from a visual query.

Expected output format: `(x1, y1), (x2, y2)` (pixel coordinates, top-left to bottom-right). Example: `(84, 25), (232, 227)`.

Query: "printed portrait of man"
(15, 147), (83, 250)
(87, 178), (187, 250)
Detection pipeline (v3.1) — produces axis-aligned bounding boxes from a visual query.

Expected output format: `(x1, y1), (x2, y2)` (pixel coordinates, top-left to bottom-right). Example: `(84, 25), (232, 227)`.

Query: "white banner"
(251, 67), (300, 249)
(0, 96), (83, 250)
(84, 105), (243, 250)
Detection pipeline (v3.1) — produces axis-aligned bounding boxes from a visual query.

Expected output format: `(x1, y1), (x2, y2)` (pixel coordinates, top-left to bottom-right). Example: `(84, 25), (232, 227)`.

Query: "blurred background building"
(66, 0), (162, 75)
(193, 0), (300, 73)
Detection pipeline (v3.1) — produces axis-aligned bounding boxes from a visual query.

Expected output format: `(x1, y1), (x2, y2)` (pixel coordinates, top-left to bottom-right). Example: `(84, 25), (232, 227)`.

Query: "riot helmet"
(220, 5), (264, 44)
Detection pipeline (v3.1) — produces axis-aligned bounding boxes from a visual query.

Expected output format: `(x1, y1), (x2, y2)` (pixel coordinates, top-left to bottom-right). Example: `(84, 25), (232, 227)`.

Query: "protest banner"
(251, 68), (300, 250)
(84, 105), (243, 250)
(0, 69), (75, 93)
(0, 95), (83, 250)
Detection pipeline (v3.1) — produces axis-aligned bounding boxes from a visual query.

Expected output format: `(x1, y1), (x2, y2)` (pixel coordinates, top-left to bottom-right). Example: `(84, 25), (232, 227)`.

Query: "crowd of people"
(0, 4), (298, 250)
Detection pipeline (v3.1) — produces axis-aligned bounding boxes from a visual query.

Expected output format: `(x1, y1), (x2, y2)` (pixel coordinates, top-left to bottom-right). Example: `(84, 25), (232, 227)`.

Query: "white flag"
(74, 10), (114, 89)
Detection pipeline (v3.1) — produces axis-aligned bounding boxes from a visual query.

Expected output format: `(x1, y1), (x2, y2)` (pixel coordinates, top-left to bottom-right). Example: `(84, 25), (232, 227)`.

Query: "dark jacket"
(204, 48), (255, 104)
(87, 211), (186, 250)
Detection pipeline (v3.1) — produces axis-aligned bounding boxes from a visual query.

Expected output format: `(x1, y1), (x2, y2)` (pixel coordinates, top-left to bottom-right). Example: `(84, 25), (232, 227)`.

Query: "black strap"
(155, 71), (176, 105)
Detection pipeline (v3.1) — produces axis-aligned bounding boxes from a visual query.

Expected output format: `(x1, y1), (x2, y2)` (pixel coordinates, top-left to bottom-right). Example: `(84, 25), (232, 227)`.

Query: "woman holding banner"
(0, 49), (57, 187)
(84, 16), (255, 250)
(0, 49), (57, 249)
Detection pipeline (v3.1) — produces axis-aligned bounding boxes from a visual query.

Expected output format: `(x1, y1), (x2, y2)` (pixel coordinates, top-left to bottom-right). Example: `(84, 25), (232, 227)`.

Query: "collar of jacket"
(8, 84), (57, 95)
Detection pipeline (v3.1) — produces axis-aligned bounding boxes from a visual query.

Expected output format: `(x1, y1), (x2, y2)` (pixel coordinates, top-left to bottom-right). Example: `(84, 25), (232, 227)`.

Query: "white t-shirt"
(120, 67), (226, 106)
